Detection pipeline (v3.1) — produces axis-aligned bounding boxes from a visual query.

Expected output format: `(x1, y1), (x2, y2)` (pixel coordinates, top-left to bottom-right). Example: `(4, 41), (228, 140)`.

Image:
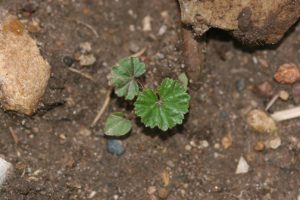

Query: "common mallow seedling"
(104, 57), (190, 136)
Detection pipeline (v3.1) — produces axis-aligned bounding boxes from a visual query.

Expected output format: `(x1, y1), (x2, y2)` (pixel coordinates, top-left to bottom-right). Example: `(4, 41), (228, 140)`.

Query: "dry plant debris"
(271, 106), (300, 122)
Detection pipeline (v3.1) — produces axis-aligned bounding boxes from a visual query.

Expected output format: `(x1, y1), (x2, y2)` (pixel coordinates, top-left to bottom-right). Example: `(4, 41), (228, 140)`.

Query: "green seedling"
(111, 57), (145, 100)
(104, 57), (190, 136)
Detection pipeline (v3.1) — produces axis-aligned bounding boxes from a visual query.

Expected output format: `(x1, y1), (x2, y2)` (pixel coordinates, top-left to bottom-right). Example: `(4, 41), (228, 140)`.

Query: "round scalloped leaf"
(111, 57), (146, 100)
(134, 78), (190, 131)
(104, 112), (132, 136)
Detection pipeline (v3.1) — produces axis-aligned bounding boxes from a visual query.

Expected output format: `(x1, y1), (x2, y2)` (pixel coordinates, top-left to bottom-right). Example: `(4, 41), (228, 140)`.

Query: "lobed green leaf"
(134, 78), (190, 131)
(111, 57), (145, 100)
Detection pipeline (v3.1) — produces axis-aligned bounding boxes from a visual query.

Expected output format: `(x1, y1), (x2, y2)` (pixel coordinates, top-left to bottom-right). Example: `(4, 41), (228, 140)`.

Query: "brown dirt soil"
(0, 0), (300, 200)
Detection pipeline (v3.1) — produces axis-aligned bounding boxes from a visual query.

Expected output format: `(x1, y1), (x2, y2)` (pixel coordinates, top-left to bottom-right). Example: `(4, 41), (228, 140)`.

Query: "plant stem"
(90, 87), (113, 127)
(271, 106), (300, 122)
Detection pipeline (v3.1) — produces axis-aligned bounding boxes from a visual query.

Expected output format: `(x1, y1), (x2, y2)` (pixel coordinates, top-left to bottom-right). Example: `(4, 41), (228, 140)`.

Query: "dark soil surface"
(0, 0), (300, 200)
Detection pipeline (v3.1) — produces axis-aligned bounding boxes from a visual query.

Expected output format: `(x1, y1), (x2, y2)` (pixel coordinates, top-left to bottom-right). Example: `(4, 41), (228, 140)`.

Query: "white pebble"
(0, 157), (12, 187)
(143, 16), (152, 32)
(198, 140), (209, 149)
(185, 144), (192, 151)
(266, 137), (281, 149)
(252, 56), (258, 64)
(158, 25), (167, 36)
(88, 191), (97, 199)
(214, 143), (220, 149)
(129, 25), (135, 32)
(235, 156), (249, 174)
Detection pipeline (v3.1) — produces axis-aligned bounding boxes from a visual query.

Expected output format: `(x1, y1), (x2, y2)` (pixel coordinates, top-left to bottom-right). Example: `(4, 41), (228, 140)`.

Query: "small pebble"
(59, 134), (66, 140)
(199, 140), (209, 149)
(158, 188), (169, 199)
(266, 137), (281, 149)
(79, 54), (96, 66)
(180, 189), (186, 196)
(160, 11), (169, 19)
(235, 156), (249, 174)
(235, 79), (245, 92)
(190, 140), (197, 147)
(129, 24), (135, 32)
(88, 191), (97, 199)
(129, 42), (139, 53)
(292, 82), (300, 104)
(63, 56), (75, 67)
(158, 25), (167, 36)
(253, 81), (274, 98)
(166, 160), (175, 168)
(185, 144), (192, 151)
(274, 63), (300, 84)
(221, 135), (232, 149)
(162, 171), (170, 187)
(147, 186), (157, 195)
(214, 152), (221, 158)
(78, 126), (91, 137)
(28, 18), (42, 33)
(254, 141), (265, 151)
(258, 58), (269, 68)
(143, 16), (152, 32)
(214, 143), (220, 149)
(247, 109), (277, 134)
(279, 90), (289, 101)
(107, 139), (125, 156)
(155, 52), (165, 60)
(79, 42), (92, 53)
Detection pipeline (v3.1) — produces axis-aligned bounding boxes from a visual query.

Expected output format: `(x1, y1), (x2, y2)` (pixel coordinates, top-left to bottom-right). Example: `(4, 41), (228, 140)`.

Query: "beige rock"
(147, 186), (157, 195)
(178, 0), (300, 44)
(0, 15), (50, 115)
(265, 137), (282, 149)
(247, 109), (277, 134)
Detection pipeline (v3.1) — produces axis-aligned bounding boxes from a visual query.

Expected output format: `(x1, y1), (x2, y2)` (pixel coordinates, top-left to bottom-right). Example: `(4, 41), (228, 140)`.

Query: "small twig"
(90, 87), (113, 127)
(68, 67), (95, 82)
(271, 106), (300, 122)
(265, 90), (289, 111)
(131, 47), (147, 58)
(265, 94), (279, 111)
(76, 20), (99, 38)
(9, 127), (19, 144)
